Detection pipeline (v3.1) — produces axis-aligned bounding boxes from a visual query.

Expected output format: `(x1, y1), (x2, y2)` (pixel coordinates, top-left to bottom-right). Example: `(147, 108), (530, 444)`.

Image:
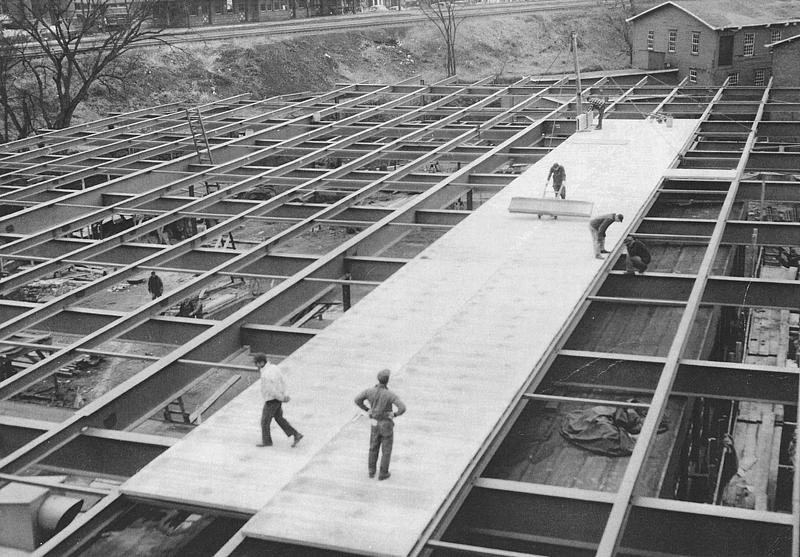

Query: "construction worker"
(147, 271), (164, 299)
(547, 162), (566, 199)
(256, 352), (303, 448)
(587, 94), (608, 130)
(623, 236), (651, 274)
(589, 213), (623, 259)
(354, 369), (406, 480)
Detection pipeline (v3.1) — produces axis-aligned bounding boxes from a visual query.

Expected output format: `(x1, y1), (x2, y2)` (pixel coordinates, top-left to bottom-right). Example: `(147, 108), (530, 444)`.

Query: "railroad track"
(92, 0), (606, 50)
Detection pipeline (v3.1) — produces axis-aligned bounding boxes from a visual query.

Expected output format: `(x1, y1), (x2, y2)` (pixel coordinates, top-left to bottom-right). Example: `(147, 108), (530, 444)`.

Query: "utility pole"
(571, 32), (583, 117)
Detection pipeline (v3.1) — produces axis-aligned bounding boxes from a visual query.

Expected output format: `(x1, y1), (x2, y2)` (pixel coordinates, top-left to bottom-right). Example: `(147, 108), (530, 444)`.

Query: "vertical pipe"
(571, 32), (583, 117)
(466, 190), (473, 211)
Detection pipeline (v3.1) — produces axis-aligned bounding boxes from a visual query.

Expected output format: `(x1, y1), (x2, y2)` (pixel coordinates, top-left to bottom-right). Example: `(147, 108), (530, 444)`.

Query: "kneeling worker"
(623, 236), (651, 274)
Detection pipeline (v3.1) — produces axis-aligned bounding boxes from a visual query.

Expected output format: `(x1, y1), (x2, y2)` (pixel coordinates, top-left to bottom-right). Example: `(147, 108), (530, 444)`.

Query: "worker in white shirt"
(255, 352), (303, 448)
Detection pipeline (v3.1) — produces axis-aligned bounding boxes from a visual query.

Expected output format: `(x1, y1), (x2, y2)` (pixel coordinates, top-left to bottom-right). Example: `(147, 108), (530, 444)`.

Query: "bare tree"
(419, 0), (464, 77)
(0, 0), (168, 139)
(599, 0), (638, 66)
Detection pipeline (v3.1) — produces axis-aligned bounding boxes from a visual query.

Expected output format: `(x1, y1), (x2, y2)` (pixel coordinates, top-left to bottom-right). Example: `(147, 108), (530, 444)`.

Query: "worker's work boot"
(378, 473), (391, 481)
(291, 433), (304, 448)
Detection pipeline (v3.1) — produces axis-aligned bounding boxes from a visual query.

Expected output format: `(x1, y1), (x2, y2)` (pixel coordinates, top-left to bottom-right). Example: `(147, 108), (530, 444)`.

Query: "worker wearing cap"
(623, 236), (651, 274)
(589, 213), (624, 259)
(354, 369), (406, 480)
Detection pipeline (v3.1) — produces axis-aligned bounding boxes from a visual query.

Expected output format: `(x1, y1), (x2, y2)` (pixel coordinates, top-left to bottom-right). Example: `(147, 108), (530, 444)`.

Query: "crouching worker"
(623, 236), (651, 274)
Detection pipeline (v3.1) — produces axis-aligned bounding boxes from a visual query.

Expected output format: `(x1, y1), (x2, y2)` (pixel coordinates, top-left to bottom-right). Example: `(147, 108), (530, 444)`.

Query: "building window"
(647, 30), (654, 50)
(215, 0), (222, 13)
(260, 1), (266, 9)
(689, 68), (698, 83)
(754, 68), (766, 86)
(691, 31), (700, 55)
(668, 29), (677, 52)
(744, 32), (755, 56)
(728, 72), (739, 85)
(770, 28), (782, 43)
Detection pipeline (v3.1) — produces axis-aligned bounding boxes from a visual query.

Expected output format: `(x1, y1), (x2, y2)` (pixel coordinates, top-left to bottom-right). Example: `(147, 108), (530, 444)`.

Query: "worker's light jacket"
(260, 362), (288, 402)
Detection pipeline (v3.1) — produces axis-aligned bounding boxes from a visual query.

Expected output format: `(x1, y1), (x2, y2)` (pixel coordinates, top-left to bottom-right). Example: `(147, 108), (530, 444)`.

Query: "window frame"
(728, 72), (739, 86)
(688, 68), (698, 83)
(690, 31), (700, 55)
(743, 32), (755, 56)
(647, 29), (654, 51)
(770, 28), (781, 44)
(668, 29), (677, 53)
(754, 68), (766, 86)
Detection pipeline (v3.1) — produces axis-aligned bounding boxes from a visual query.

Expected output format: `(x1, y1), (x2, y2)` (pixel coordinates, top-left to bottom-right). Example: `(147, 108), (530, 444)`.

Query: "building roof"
(627, 1), (800, 31)
(767, 33), (800, 48)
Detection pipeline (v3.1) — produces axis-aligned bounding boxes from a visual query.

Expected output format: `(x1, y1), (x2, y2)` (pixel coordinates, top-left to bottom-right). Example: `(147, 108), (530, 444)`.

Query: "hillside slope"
(80, 10), (629, 121)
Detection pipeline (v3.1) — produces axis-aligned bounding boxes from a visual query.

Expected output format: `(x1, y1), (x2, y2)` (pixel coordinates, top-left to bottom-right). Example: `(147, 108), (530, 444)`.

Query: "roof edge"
(626, 1), (717, 30)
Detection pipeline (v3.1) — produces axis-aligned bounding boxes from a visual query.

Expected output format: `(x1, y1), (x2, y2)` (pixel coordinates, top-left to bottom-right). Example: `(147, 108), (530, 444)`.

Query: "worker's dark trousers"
(368, 419), (394, 478)
(261, 400), (298, 445)
(625, 255), (648, 274)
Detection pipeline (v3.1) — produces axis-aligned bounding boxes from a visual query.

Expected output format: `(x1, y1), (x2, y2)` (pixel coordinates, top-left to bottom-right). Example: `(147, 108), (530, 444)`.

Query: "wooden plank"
(189, 375), (241, 424)
(778, 310), (790, 367)
(753, 408), (774, 511)
(767, 404), (784, 510)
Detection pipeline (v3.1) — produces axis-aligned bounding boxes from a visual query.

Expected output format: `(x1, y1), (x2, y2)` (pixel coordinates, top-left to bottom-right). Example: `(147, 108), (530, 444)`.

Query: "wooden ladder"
(186, 107), (214, 165)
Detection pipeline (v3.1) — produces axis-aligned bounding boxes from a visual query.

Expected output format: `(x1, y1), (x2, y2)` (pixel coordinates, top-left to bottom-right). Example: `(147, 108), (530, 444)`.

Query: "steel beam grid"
(593, 81), (778, 555)
(0, 95), (252, 171)
(0, 74), (552, 297)
(0, 78), (469, 288)
(4, 75), (600, 556)
(0, 76), (573, 482)
(0, 100), (197, 155)
(0, 91), (322, 193)
(0, 78), (422, 241)
(0, 75), (522, 400)
(418, 82), (800, 557)
(544, 350), (799, 406)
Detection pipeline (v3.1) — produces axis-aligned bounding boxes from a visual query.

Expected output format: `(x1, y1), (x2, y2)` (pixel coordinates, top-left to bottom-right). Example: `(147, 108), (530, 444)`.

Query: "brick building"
(769, 34), (800, 87)
(627, 1), (800, 86)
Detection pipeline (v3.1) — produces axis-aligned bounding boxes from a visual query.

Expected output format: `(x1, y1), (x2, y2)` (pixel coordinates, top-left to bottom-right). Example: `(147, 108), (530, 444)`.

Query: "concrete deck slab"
(122, 119), (697, 555)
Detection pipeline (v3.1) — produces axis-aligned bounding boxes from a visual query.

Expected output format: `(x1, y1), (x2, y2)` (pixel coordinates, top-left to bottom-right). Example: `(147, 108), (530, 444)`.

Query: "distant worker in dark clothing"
(623, 236), (651, 274)
(354, 369), (406, 480)
(547, 162), (566, 199)
(147, 271), (164, 300)
(589, 213), (624, 259)
(588, 95), (608, 130)
(256, 352), (303, 448)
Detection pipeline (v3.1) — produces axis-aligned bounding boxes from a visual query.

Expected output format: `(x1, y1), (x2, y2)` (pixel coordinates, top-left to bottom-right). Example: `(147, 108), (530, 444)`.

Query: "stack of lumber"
(731, 401), (784, 511)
